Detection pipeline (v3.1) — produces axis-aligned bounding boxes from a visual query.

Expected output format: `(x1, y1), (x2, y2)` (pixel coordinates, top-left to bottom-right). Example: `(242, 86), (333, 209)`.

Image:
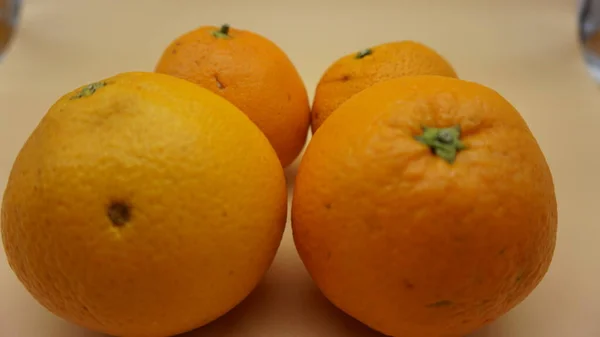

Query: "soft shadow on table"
(284, 151), (302, 195)
(178, 284), (385, 337)
(176, 241), (385, 337)
(469, 324), (506, 337)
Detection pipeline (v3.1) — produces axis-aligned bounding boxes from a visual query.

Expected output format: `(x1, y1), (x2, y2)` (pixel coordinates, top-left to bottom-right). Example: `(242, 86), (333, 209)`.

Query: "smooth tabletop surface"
(1, 0), (599, 336)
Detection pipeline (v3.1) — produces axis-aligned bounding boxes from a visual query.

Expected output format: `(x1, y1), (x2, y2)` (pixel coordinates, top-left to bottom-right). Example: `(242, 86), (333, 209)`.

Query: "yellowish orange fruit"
(293, 75), (557, 337)
(311, 41), (457, 131)
(155, 24), (311, 167)
(1, 72), (287, 337)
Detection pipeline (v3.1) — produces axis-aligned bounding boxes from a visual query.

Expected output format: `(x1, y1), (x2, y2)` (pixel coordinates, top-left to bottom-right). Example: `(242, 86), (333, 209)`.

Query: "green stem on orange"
(355, 48), (372, 59)
(212, 24), (231, 39)
(415, 125), (466, 164)
(70, 82), (107, 100)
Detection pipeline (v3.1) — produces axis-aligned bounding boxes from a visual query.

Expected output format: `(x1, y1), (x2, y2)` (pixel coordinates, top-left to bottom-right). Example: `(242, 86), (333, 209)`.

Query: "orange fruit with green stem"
(1, 72), (288, 337)
(292, 75), (557, 337)
(311, 40), (457, 132)
(155, 23), (310, 168)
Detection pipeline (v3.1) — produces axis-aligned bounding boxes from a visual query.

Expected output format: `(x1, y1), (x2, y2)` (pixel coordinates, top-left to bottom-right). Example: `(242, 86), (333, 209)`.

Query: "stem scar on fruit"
(355, 48), (373, 59)
(212, 24), (231, 39)
(107, 201), (131, 227)
(415, 125), (466, 164)
(70, 82), (108, 100)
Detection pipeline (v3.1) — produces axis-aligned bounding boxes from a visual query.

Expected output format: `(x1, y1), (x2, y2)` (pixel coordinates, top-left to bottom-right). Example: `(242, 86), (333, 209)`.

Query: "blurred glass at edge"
(581, 0), (600, 83)
(0, 0), (21, 60)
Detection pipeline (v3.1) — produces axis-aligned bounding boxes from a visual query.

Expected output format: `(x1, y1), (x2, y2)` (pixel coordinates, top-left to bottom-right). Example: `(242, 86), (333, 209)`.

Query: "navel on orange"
(1, 72), (287, 337)
(155, 24), (311, 168)
(311, 40), (457, 132)
(292, 75), (557, 337)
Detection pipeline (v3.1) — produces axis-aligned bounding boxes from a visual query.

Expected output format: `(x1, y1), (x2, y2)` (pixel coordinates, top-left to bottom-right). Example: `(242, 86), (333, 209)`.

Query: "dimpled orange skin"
(155, 24), (311, 168)
(1, 72), (288, 337)
(311, 41), (457, 132)
(292, 76), (557, 337)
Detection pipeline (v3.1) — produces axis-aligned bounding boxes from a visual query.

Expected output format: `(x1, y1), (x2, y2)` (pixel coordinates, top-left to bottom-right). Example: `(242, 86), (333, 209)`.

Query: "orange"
(1, 72), (287, 337)
(155, 24), (310, 168)
(292, 75), (557, 337)
(311, 40), (457, 132)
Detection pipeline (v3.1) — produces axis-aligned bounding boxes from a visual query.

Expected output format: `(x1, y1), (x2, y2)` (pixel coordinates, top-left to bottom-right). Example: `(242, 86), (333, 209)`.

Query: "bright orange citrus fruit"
(155, 24), (311, 168)
(1, 71), (287, 337)
(311, 41), (457, 131)
(293, 75), (557, 337)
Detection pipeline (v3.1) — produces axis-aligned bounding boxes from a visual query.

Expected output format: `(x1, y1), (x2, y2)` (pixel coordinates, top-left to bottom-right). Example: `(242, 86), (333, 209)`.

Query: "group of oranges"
(1, 24), (557, 337)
